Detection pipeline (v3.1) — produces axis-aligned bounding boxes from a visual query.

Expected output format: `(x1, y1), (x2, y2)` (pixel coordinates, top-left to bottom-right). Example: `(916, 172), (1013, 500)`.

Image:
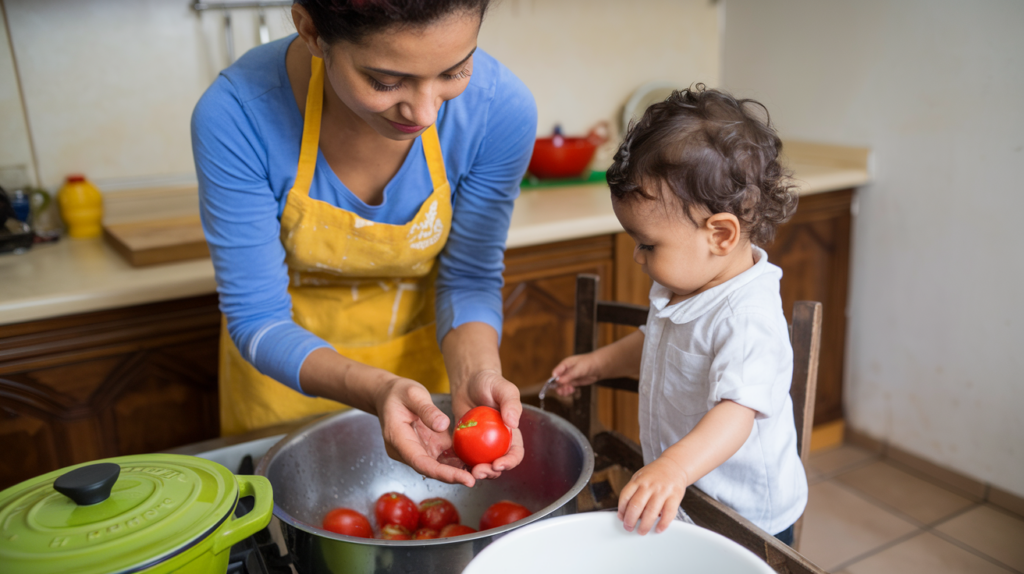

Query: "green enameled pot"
(0, 453), (272, 573)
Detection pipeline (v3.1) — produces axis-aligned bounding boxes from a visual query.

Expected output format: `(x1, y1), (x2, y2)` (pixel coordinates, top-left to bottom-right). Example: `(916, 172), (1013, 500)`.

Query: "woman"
(191, 0), (535, 487)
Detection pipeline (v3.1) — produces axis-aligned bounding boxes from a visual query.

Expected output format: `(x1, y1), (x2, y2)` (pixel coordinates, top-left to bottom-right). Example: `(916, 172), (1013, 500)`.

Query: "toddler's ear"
(705, 213), (742, 256)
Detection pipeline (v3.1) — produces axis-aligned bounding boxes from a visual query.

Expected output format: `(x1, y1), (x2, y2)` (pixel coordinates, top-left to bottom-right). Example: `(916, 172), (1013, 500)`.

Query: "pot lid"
(0, 453), (239, 574)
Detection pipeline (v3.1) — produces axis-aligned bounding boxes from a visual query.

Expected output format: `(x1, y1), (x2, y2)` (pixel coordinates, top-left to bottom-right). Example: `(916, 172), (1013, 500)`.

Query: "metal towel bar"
(193, 1), (291, 11)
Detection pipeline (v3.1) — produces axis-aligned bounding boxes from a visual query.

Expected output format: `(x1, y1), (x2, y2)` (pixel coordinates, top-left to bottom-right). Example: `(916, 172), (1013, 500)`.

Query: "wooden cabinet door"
(501, 236), (616, 426)
(607, 233), (652, 443)
(763, 189), (853, 425)
(0, 296), (221, 489)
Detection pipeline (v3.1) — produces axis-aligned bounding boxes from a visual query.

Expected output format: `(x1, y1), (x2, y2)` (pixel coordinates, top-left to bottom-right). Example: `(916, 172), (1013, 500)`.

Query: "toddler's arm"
(618, 399), (756, 535)
(550, 329), (645, 395)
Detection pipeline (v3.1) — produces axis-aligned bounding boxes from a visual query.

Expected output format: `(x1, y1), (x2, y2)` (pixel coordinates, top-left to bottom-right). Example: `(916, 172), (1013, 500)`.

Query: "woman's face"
(307, 10), (481, 141)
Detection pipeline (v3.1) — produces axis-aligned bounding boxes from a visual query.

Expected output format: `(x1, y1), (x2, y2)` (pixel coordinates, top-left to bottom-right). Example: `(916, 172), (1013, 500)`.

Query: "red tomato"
(452, 406), (511, 467)
(412, 527), (440, 540)
(439, 523), (477, 538)
(322, 508), (374, 538)
(381, 524), (412, 540)
(374, 492), (419, 532)
(418, 498), (460, 530)
(479, 501), (531, 530)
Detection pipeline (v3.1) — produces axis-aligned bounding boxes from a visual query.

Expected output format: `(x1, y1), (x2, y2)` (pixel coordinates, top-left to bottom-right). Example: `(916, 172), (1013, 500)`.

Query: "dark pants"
(774, 523), (795, 546)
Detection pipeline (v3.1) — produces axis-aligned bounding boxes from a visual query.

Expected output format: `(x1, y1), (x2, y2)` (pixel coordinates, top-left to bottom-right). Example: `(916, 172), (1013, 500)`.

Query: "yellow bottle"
(58, 174), (103, 238)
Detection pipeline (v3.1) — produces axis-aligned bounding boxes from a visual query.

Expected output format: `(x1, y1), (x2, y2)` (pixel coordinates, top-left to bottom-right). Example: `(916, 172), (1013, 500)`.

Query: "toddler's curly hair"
(608, 84), (797, 245)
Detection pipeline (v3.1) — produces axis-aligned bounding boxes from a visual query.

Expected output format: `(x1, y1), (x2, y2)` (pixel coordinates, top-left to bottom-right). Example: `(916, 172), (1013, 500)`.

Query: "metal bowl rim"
(255, 400), (595, 546)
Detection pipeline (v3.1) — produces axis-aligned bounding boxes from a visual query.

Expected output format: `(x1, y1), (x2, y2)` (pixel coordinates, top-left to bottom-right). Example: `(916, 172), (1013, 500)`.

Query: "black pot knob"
(54, 463), (120, 506)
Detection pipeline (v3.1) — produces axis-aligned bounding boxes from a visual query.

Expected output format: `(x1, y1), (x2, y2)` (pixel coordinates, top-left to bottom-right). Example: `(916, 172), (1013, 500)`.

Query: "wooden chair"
(569, 274), (824, 573)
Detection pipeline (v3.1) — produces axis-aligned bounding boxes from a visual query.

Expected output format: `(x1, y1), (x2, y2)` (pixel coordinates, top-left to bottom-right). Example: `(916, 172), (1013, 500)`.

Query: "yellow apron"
(219, 56), (452, 435)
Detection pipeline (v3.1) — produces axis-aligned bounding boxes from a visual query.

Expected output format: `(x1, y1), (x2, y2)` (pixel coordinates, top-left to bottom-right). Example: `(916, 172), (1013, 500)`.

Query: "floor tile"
(935, 505), (1024, 571)
(798, 480), (918, 571)
(805, 462), (826, 484)
(843, 532), (1014, 574)
(886, 446), (986, 500)
(807, 444), (877, 477)
(835, 461), (975, 524)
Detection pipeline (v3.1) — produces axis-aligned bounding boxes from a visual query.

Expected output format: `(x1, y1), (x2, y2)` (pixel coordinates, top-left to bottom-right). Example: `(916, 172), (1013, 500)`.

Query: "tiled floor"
(799, 444), (1024, 573)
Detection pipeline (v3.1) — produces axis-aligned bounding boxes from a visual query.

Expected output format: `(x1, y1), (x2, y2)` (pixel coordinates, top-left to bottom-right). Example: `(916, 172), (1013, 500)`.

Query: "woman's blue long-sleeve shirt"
(191, 36), (537, 393)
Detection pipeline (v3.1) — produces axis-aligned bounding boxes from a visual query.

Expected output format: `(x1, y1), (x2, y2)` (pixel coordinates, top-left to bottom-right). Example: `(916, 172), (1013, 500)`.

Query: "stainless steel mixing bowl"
(255, 395), (594, 574)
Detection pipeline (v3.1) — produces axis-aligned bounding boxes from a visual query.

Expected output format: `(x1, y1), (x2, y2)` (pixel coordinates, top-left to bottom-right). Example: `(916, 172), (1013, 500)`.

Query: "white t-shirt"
(638, 246), (808, 534)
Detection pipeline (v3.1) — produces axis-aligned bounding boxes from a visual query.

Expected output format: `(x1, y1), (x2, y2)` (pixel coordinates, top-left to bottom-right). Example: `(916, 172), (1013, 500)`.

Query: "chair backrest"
(570, 274), (823, 463)
(788, 301), (823, 461)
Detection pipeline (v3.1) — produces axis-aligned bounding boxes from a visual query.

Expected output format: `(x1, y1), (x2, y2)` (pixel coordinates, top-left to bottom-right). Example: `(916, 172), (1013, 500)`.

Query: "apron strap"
(421, 124), (449, 190)
(293, 56), (325, 198)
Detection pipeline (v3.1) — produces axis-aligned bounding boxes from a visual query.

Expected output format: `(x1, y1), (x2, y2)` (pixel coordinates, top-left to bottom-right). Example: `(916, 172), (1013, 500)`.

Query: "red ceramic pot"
(528, 121), (609, 180)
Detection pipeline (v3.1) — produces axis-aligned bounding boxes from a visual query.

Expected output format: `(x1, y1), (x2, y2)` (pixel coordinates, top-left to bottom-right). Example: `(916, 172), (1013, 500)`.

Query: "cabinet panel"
(764, 189), (852, 424)
(110, 361), (218, 456)
(501, 236), (615, 427)
(0, 405), (61, 487)
(0, 296), (221, 490)
(500, 274), (577, 387)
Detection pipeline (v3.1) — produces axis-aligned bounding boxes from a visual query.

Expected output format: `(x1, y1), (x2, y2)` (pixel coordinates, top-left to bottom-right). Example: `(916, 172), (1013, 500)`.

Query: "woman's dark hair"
(607, 84), (797, 246)
(296, 0), (491, 45)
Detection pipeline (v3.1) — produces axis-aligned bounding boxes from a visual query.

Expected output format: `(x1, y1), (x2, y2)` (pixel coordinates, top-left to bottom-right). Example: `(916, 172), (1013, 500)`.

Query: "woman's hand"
(550, 353), (603, 396)
(451, 368), (525, 481)
(617, 456), (688, 535)
(441, 322), (525, 483)
(375, 376), (477, 487)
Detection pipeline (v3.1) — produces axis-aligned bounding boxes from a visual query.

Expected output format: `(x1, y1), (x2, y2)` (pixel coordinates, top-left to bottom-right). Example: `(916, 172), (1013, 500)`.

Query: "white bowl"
(463, 512), (775, 574)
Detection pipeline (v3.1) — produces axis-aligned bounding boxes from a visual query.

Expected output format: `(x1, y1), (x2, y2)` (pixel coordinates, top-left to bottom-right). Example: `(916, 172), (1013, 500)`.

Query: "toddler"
(552, 85), (807, 544)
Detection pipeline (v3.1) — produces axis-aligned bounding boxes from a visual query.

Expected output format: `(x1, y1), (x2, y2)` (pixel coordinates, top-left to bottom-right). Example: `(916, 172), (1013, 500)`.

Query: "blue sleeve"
(435, 72), (537, 345)
(191, 77), (330, 393)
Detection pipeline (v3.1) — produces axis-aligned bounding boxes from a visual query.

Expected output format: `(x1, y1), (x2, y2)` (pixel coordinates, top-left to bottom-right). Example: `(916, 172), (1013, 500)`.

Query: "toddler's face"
(612, 183), (727, 302)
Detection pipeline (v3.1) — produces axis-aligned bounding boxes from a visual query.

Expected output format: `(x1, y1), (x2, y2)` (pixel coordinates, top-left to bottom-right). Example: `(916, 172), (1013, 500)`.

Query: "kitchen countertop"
(0, 141), (870, 327)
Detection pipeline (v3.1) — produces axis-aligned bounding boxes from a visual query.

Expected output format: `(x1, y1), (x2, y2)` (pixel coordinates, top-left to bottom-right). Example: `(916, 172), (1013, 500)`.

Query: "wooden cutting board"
(103, 215), (209, 267)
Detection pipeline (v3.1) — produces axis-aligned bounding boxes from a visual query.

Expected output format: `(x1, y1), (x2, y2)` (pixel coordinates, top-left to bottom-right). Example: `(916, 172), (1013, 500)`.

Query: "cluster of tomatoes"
(322, 492), (531, 540)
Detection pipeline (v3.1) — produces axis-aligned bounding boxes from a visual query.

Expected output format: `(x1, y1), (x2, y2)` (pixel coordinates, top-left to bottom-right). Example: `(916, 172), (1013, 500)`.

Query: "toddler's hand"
(550, 353), (602, 396)
(617, 456), (688, 535)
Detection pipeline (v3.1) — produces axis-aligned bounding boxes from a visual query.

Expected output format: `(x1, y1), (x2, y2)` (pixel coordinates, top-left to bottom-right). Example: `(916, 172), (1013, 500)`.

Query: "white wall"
(723, 0), (1024, 497)
(2, 0), (719, 191)
(3, 0), (298, 190)
(481, 0), (719, 140)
